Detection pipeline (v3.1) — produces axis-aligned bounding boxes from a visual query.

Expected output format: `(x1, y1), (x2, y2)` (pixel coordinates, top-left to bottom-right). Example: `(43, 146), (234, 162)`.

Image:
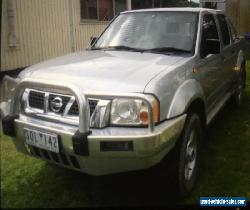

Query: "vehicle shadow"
(34, 155), (181, 207)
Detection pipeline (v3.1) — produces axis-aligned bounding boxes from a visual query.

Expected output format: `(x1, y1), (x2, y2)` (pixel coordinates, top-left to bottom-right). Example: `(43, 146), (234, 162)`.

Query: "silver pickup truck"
(0, 8), (247, 196)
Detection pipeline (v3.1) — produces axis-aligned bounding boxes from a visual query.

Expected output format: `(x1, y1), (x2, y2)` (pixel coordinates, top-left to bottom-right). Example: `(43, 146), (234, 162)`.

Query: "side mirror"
(90, 37), (97, 46)
(204, 39), (220, 56)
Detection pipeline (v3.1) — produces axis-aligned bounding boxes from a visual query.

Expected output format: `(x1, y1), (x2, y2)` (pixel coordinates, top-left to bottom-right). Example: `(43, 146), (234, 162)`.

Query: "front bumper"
(1, 77), (186, 175)
(4, 113), (186, 175)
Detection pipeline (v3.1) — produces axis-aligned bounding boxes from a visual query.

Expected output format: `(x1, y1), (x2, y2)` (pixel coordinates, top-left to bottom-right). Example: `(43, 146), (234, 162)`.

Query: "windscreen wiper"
(91, 45), (145, 52)
(91, 46), (191, 54)
(147, 47), (191, 54)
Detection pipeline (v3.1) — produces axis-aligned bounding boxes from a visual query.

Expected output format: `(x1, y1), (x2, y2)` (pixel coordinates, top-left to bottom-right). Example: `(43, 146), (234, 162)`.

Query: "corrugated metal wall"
(226, 0), (250, 35)
(1, 0), (249, 71)
(1, 0), (108, 71)
(72, 0), (107, 52)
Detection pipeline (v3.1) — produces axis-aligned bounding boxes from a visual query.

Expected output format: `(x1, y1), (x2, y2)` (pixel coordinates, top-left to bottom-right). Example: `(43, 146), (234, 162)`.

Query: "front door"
(197, 13), (224, 112)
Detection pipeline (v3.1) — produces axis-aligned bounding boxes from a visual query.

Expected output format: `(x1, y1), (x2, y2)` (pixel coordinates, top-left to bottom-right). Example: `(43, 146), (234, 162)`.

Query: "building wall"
(226, 0), (250, 35)
(71, 0), (108, 52)
(199, 0), (250, 35)
(200, 2), (226, 11)
(1, 0), (108, 71)
(2, 0), (249, 71)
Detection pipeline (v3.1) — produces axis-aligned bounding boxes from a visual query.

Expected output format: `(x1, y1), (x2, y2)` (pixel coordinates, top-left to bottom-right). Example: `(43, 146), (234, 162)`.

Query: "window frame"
(216, 14), (231, 47)
(199, 13), (221, 58)
(227, 18), (239, 43)
(80, 0), (127, 23)
(80, 0), (98, 22)
(92, 11), (199, 55)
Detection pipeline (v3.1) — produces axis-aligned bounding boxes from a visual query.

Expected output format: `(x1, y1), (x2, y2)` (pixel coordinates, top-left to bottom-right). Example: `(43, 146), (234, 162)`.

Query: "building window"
(131, 0), (189, 9)
(132, 0), (154, 9)
(203, 2), (217, 9)
(80, 0), (127, 22)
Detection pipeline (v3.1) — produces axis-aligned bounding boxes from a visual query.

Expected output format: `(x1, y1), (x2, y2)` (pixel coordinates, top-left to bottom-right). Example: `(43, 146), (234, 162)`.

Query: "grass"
(1, 61), (250, 208)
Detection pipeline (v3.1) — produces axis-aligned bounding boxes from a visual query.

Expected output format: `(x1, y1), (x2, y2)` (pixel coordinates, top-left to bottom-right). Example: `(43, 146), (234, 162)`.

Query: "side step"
(206, 91), (234, 126)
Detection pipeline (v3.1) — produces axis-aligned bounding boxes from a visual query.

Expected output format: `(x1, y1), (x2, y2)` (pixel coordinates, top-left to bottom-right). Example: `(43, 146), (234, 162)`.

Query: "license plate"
(24, 128), (60, 153)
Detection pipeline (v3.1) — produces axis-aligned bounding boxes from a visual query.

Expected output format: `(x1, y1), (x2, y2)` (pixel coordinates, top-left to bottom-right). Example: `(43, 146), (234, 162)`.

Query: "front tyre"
(176, 113), (202, 197)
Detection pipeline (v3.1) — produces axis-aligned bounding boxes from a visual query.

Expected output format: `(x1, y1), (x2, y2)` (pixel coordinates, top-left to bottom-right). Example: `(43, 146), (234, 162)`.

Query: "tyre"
(243, 64), (246, 89)
(175, 113), (202, 197)
(233, 66), (245, 107)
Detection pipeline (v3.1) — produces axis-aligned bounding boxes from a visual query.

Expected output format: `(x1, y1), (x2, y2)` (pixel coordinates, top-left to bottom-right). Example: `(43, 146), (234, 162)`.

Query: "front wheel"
(175, 113), (202, 197)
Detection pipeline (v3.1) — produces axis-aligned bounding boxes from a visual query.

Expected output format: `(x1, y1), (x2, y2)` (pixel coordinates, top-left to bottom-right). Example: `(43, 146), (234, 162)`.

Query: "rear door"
(216, 14), (237, 92)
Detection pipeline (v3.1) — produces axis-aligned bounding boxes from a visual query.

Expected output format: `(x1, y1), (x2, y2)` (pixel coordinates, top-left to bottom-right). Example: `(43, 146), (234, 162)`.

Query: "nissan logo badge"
(50, 97), (63, 113)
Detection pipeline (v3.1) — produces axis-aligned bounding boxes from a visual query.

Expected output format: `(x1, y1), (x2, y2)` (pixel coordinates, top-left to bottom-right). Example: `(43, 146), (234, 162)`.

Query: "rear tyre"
(233, 67), (245, 108)
(243, 63), (246, 89)
(175, 113), (202, 197)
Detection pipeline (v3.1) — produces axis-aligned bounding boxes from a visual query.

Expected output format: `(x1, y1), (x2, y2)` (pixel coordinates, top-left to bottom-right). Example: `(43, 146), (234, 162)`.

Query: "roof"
(122, 7), (223, 14)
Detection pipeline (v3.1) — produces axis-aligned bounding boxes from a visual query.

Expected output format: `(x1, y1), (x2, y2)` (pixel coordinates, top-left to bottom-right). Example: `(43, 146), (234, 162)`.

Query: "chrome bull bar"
(8, 78), (155, 133)
(10, 78), (90, 133)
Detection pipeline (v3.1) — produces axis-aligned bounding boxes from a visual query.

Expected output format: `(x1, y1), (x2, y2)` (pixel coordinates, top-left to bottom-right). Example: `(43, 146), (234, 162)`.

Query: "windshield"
(93, 11), (198, 53)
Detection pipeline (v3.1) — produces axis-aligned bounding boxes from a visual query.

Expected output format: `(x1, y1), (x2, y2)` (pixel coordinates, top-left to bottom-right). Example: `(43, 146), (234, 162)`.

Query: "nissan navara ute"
(1, 8), (247, 196)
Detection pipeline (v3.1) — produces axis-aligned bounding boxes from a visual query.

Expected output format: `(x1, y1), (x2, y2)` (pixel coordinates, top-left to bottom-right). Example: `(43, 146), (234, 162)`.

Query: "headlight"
(110, 95), (159, 126)
(0, 76), (19, 117)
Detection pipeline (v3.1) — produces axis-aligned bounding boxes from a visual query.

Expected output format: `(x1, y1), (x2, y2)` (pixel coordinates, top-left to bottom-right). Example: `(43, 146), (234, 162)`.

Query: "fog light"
(100, 141), (133, 152)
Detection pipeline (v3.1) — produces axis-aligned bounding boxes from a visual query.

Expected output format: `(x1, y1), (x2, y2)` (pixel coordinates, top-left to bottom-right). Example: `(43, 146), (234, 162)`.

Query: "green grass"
(1, 62), (250, 208)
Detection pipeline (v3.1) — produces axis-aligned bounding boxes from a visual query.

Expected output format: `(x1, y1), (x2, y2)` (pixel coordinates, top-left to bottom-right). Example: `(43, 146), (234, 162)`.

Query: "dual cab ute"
(1, 8), (247, 196)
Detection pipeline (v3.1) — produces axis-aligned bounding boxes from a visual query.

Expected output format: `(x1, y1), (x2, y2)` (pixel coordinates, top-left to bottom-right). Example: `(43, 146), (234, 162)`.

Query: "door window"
(227, 19), (238, 42)
(217, 14), (231, 46)
(200, 14), (220, 58)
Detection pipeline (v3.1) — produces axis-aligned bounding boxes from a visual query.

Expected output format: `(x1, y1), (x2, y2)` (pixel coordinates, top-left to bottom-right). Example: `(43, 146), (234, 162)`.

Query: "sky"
(191, 0), (200, 3)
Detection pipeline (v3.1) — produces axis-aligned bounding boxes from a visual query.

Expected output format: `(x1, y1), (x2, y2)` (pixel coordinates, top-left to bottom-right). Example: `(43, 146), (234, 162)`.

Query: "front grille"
(89, 100), (98, 115)
(28, 145), (80, 169)
(28, 91), (45, 109)
(27, 89), (98, 117)
(68, 100), (98, 116)
(68, 101), (79, 115)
